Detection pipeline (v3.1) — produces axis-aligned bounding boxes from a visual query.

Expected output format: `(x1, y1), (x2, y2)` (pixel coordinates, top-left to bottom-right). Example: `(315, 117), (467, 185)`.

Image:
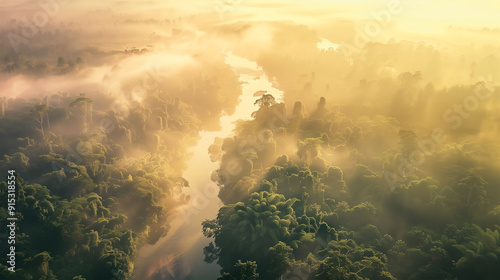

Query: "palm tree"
(44, 96), (51, 133)
(32, 104), (48, 137)
(254, 93), (276, 108)
(70, 94), (93, 132)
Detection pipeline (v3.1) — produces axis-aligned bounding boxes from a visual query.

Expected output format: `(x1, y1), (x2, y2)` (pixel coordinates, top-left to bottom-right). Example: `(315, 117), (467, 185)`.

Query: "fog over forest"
(0, 1), (499, 279)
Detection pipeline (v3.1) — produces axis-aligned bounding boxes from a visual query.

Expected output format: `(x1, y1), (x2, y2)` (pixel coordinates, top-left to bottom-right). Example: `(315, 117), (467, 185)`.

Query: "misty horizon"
(0, 1), (499, 280)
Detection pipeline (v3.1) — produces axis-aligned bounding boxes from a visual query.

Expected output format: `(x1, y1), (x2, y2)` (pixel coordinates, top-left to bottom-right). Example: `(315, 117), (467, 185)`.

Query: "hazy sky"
(2, 0), (499, 27)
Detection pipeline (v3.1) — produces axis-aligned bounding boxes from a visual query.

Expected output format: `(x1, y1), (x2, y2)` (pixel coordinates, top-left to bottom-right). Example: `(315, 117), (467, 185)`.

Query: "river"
(132, 53), (283, 280)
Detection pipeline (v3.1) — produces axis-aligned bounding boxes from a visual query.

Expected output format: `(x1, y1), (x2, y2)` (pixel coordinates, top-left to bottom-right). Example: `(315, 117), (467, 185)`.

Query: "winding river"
(132, 53), (283, 280)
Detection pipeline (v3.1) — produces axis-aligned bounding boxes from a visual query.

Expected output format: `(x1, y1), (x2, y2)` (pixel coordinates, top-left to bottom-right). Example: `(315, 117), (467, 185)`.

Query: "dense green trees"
(202, 192), (303, 277)
(218, 260), (260, 280)
(206, 94), (500, 280)
(0, 88), (216, 279)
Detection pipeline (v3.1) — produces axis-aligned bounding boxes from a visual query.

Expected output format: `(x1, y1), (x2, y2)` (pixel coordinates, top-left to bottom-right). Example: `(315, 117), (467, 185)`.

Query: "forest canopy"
(205, 90), (500, 280)
(1, 1), (500, 279)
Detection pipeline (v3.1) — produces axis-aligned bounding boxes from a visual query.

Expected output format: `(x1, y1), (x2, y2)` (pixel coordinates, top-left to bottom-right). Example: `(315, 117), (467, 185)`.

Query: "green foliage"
(268, 241), (294, 278)
(203, 191), (303, 278)
(312, 239), (395, 280)
(0, 89), (210, 279)
(218, 260), (260, 280)
(209, 95), (500, 280)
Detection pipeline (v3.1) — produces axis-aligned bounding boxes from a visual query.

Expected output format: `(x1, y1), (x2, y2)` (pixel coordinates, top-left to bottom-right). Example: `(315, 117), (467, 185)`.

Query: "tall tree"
(32, 104), (48, 137)
(70, 94), (93, 132)
(44, 96), (51, 133)
(254, 94), (277, 108)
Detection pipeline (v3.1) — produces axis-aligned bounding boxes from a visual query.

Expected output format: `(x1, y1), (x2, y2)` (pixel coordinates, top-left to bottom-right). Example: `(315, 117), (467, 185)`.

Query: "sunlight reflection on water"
(132, 53), (283, 280)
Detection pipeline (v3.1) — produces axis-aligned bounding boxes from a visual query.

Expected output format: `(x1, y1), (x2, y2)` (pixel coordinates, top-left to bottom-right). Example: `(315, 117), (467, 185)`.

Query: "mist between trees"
(1, 2), (500, 279)
(204, 88), (500, 279)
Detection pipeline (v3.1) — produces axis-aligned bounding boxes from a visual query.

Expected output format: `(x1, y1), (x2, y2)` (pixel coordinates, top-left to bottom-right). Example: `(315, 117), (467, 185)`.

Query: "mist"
(0, 0), (499, 280)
